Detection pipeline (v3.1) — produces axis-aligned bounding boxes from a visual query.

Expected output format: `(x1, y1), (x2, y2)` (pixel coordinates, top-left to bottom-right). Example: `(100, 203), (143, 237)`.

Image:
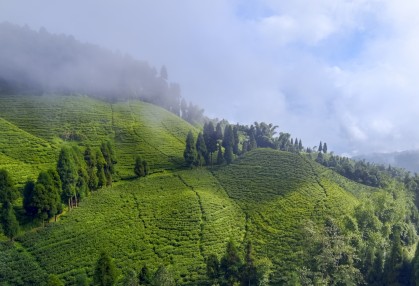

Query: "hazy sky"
(2, 0), (419, 155)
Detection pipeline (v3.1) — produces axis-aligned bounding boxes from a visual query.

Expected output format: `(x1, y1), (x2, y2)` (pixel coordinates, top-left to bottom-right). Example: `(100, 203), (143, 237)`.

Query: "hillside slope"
(3, 147), (402, 285)
(212, 149), (363, 284)
(0, 97), (416, 285)
(0, 95), (196, 183)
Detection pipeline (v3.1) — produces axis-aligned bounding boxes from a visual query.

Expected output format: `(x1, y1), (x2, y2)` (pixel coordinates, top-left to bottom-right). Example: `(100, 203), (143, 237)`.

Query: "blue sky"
(1, 0), (419, 155)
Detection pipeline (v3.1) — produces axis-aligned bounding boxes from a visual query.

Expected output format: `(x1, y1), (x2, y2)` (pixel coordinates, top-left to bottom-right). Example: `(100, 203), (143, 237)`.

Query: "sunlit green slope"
(13, 170), (245, 285)
(1, 96), (414, 285)
(0, 95), (196, 183)
(212, 149), (364, 284)
(3, 148), (381, 285)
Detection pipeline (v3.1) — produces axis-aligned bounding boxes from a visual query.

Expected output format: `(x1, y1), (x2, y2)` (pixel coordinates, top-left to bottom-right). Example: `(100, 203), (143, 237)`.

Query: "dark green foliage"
(220, 240), (242, 285)
(134, 156), (149, 178)
(152, 265), (175, 286)
(196, 132), (208, 166)
(0, 169), (18, 204)
(204, 122), (217, 164)
(412, 241), (419, 285)
(46, 274), (64, 286)
(1, 201), (19, 241)
(134, 156), (145, 177)
(222, 125), (235, 164)
(28, 170), (62, 223)
(94, 251), (118, 286)
(84, 147), (99, 190)
(122, 269), (139, 286)
(315, 151), (324, 164)
(253, 122), (277, 148)
(183, 131), (197, 167)
(23, 180), (36, 216)
(206, 254), (220, 283)
(139, 265), (152, 285)
(369, 249), (384, 286)
(242, 141), (249, 154)
(224, 146), (233, 165)
(217, 145), (224, 165)
(75, 272), (89, 286)
(300, 219), (363, 285)
(318, 141), (323, 152)
(101, 142), (116, 186)
(57, 147), (78, 210)
(71, 147), (89, 205)
(248, 126), (257, 150)
(222, 125), (234, 149)
(384, 230), (404, 285)
(277, 132), (290, 151)
(232, 125), (240, 155)
(323, 142), (328, 154)
(96, 150), (107, 188)
(242, 242), (257, 286)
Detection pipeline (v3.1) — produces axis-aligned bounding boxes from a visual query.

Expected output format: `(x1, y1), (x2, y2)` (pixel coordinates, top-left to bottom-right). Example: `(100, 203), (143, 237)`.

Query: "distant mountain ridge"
(354, 149), (419, 173)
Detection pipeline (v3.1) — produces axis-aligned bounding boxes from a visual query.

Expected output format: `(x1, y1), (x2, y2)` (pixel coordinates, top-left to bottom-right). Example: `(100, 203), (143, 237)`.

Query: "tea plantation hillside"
(3, 145), (413, 285)
(1, 96), (417, 285)
(212, 149), (362, 284)
(0, 95), (196, 183)
(2, 170), (246, 285)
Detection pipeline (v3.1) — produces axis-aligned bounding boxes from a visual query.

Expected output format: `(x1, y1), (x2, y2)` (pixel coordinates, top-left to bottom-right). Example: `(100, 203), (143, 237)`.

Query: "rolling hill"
(0, 95), (417, 285)
(0, 94), (196, 184)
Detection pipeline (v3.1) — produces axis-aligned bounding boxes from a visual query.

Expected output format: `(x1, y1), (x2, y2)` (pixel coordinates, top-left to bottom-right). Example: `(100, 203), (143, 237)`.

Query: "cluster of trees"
(205, 240), (272, 286)
(0, 169), (19, 241)
(184, 121), (311, 167)
(23, 142), (117, 226)
(93, 250), (176, 286)
(298, 214), (419, 286)
(315, 154), (386, 187)
(183, 122), (241, 167)
(134, 156), (150, 178)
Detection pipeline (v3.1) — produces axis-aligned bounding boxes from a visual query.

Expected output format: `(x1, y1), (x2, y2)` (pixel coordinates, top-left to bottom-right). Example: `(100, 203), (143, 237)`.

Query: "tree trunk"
(68, 197), (71, 211)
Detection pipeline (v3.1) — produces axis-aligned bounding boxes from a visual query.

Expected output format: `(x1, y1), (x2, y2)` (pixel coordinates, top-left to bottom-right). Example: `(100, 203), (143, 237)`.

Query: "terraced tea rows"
(0, 95), (195, 181)
(13, 170), (245, 285)
(213, 149), (361, 284)
(176, 169), (246, 257)
(0, 95), (114, 143)
(112, 101), (195, 177)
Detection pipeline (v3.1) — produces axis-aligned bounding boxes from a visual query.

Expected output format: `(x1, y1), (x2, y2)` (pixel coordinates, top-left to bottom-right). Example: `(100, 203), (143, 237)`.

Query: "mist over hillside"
(355, 150), (419, 174)
(0, 22), (185, 115)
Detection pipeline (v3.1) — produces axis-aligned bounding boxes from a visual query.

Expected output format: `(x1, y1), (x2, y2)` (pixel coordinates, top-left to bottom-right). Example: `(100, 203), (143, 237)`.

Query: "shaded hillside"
(0, 95), (196, 183)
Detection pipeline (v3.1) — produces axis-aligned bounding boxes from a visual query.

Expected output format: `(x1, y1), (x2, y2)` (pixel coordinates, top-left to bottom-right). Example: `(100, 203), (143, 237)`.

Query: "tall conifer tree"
(184, 131), (197, 167)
